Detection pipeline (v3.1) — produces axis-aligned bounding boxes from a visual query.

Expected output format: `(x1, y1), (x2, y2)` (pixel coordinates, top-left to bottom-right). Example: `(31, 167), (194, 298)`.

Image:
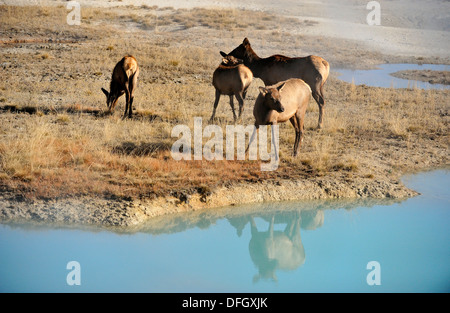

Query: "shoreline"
(0, 168), (426, 229)
(3, 166), (449, 231)
(390, 70), (450, 86)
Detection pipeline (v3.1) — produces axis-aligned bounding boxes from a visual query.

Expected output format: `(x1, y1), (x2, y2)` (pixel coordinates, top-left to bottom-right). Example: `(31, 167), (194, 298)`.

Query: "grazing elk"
(210, 51), (253, 123)
(101, 55), (139, 119)
(248, 78), (311, 157)
(224, 38), (329, 128)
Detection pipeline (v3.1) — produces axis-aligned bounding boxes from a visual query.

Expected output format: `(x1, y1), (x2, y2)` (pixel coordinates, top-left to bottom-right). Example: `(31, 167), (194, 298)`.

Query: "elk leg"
(110, 97), (119, 113)
(123, 89), (130, 119)
(294, 216), (301, 236)
(294, 132), (300, 156)
(250, 217), (258, 236)
(128, 96), (134, 119)
(285, 219), (295, 237)
(246, 124), (259, 153)
(229, 95), (237, 123)
(243, 86), (248, 100)
(209, 90), (220, 123)
(312, 90), (325, 129)
(289, 116), (301, 156)
(298, 112), (305, 154)
(234, 92), (244, 120)
(271, 123), (279, 161)
(128, 72), (138, 118)
(269, 215), (275, 237)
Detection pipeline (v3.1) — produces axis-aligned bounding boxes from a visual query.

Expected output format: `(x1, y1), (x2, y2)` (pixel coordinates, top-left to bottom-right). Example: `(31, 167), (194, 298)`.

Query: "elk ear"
(277, 82), (286, 92)
(101, 88), (109, 97)
(259, 86), (269, 96)
(220, 51), (228, 57)
(243, 38), (250, 46)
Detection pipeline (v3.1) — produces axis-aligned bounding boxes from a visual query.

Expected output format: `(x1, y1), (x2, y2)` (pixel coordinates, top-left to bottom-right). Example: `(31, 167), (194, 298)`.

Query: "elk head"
(227, 38), (255, 64)
(101, 85), (123, 112)
(219, 51), (244, 66)
(258, 82), (286, 113)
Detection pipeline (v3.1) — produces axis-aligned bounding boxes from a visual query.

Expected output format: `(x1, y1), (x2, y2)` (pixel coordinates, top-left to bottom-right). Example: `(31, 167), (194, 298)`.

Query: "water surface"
(0, 170), (449, 292)
(335, 63), (449, 89)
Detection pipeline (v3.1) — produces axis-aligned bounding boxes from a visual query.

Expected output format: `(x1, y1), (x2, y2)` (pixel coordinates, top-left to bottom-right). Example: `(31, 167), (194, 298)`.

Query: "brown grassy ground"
(0, 5), (448, 207)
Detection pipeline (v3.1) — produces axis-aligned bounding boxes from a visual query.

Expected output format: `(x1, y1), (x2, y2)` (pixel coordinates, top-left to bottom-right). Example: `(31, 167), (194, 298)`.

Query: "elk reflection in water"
(228, 208), (324, 282)
(139, 197), (404, 285)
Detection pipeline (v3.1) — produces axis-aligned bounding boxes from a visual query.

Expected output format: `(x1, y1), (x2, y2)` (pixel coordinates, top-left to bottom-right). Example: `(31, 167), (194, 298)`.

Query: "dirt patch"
(390, 70), (450, 85)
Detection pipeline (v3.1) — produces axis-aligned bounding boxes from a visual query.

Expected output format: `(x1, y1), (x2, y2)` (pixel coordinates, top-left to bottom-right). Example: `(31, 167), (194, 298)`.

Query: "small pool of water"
(0, 170), (449, 292)
(335, 63), (450, 89)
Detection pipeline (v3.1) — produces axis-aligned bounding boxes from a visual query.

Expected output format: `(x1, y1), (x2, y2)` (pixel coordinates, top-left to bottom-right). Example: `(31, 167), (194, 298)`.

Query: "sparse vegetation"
(0, 5), (448, 204)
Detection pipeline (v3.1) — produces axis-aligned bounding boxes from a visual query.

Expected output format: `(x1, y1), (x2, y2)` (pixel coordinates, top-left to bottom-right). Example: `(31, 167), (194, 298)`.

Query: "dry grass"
(0, 5), (448, 201)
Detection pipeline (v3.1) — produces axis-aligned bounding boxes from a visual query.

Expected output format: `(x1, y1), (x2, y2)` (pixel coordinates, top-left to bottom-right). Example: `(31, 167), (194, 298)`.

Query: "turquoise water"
(0, 170), (449, 292)
(335, 63), (450, 89)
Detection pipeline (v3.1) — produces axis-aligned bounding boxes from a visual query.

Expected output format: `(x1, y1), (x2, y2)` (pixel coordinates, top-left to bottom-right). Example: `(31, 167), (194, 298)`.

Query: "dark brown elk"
(101, 55), (139, 119)
(249, 78), (311, 157)
(210, 52), (253, 123)
(224, 38), (329, 128)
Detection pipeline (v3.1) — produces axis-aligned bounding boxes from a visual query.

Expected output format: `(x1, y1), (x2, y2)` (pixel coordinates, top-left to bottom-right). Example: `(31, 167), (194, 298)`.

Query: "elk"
(209, 51), (253, 123)
(249, 215), (305, 282)
(220, 53), (243, 66)
(248, 78), (311, 157)
(101, 55), (139, 119)
(224, 38), (329, 128)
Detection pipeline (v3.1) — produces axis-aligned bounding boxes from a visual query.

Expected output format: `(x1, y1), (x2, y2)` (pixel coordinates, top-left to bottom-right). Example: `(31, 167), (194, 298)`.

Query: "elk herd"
(101, 38), (329, 157)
